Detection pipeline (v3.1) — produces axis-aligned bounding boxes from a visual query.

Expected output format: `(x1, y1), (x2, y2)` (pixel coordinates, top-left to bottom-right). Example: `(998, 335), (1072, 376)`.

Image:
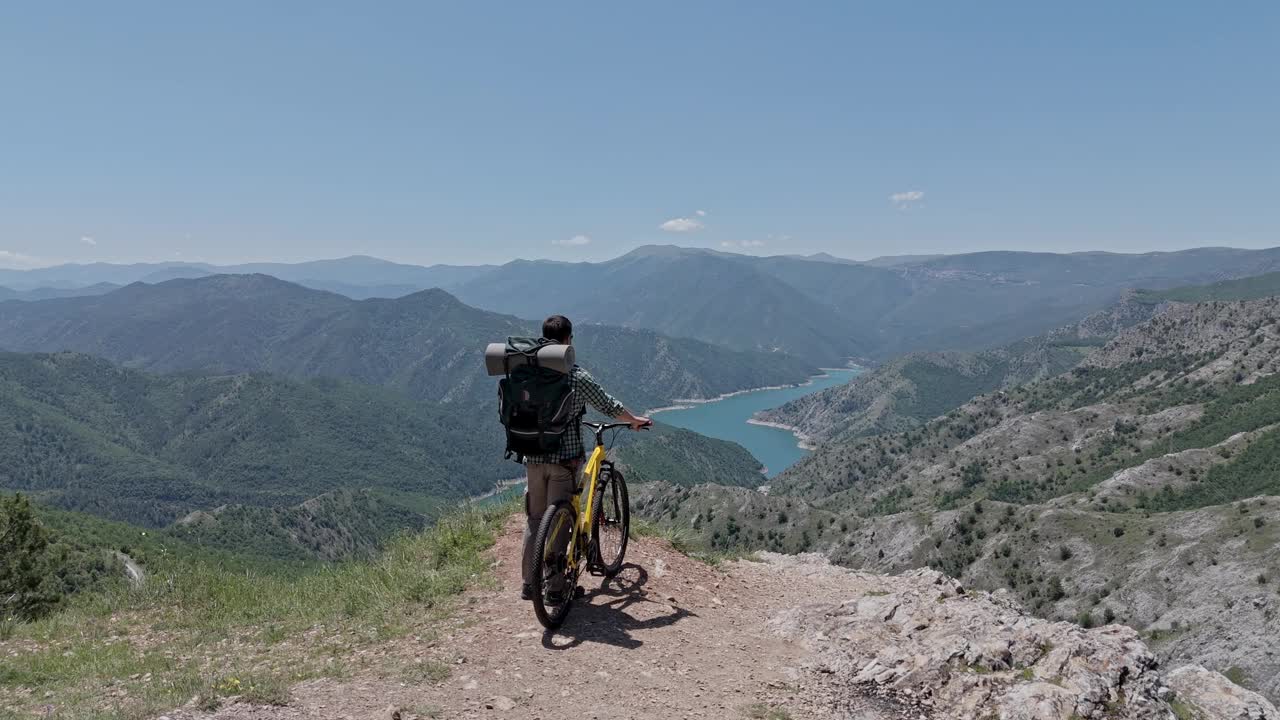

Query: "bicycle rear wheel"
(590, 468), (630, 577)
(531, 500), (577, 630)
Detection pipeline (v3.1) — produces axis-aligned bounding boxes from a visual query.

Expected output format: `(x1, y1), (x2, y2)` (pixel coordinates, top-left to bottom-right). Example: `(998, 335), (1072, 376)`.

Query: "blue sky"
(1, 2), (1277, 268)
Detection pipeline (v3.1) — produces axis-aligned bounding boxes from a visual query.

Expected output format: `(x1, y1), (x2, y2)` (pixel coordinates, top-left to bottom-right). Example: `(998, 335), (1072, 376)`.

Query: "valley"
(6, 247), (1280, 714)
(7, 14), (1278, 718)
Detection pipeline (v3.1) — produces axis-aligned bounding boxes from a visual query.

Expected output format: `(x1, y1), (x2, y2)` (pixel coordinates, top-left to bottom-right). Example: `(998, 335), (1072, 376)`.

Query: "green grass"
(631, 517), (700, 554)
(1167, 698), (1202, 720)
(631, 517), (755, 566)
(1223, 666), (1250, 688)
(0, 502), (513, 720)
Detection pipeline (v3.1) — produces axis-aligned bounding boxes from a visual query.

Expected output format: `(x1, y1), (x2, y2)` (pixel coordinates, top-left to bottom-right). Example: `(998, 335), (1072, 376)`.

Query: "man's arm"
(576, 368), (651, 430)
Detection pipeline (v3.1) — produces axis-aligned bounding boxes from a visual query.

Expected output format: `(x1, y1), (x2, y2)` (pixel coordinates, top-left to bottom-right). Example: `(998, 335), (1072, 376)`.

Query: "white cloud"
(553, 234), (592, 246)
(890, 190), (925, 209)
(720, 239), (766, 249)
(695, 209), (707, 217)
(659, 217), (704, 233)
(0, 250), (45, 269)
(80, 235), (97, 246)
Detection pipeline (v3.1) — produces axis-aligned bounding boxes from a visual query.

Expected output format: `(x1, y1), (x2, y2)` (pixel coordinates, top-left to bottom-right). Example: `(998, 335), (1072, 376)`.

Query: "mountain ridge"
(0, 274), (817, 412)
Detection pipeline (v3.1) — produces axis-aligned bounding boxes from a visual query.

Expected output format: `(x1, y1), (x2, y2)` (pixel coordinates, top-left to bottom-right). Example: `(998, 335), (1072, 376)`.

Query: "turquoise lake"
(473, 367), (861, 504)
(653, 368), (862, 478)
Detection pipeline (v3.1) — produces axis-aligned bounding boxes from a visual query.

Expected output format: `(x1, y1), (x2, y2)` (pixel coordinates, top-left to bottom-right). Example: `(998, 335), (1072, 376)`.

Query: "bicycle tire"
(590, 468), (630, 577)
(531, 500), (577, 630)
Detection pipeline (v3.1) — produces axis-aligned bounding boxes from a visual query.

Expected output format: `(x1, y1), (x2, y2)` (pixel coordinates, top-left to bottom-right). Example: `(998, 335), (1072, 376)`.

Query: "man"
(520, 314), (650, 601)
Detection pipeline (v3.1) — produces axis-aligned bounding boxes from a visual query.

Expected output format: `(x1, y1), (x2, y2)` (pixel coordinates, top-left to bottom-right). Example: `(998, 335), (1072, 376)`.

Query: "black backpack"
(497, 338), (579, 460)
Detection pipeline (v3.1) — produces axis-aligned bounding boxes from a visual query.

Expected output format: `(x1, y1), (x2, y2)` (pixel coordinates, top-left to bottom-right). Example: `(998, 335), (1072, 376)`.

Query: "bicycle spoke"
(590, 471), (629, 576)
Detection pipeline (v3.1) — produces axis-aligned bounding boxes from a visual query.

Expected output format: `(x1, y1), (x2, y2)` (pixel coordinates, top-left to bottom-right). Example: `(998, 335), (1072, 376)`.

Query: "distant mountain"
(0, 256), (494, 298)
(0, 283), (120, 301)
(0, 274), (816, 413)
(759, 292), (1160, 441)
(765, 271), (1280, 444)
(861, 253), (947, 267)
(783, 252), (861, 265)
(1133, 269), (1280, 304)
(447, 244), (1280, 364)
(11, 246), (1280, 364)
(448, 248), (874, 365)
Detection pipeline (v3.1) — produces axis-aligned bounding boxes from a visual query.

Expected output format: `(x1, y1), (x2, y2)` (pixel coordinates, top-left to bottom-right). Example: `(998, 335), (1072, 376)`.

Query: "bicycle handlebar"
(583, 420), (652, 431)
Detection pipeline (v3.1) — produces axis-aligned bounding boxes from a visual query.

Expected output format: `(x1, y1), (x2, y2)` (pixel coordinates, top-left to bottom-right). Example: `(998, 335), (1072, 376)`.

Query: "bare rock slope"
(763, 552), (1277, 719)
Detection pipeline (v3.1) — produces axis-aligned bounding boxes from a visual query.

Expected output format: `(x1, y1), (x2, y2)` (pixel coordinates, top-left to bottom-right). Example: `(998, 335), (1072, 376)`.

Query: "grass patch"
(0, 502), (513, 719)
(631, 517), (700, 554)
(631, 518), (755, 566)
(1168, 698), (1202, 720)
(1223, 666), (1250, 688)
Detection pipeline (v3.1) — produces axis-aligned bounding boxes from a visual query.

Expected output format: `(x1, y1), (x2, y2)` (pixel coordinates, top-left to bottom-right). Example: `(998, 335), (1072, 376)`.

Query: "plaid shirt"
(523, 365), (625, 465)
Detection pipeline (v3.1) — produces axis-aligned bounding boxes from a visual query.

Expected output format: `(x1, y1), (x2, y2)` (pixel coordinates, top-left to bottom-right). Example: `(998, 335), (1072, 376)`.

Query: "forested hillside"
(0, 351), (767, 558)
(0, 352), (505, 527)
(0, 274), (815, 412)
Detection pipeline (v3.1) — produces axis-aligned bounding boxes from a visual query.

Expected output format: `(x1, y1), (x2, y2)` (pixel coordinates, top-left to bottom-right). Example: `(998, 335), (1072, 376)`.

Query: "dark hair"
(542, 315), (573, 343)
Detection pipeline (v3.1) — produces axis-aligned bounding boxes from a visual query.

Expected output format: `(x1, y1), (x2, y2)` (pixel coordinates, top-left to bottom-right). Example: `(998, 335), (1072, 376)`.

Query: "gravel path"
(163, 516), (898, 720)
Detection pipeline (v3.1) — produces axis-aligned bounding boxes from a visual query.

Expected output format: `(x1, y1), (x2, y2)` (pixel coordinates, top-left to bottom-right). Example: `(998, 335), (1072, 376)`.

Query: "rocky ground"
(157, 518), (1274, 720)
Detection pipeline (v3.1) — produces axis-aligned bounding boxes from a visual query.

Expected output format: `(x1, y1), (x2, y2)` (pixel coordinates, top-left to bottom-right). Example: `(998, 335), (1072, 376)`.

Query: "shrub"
(0, 494), (63, 622)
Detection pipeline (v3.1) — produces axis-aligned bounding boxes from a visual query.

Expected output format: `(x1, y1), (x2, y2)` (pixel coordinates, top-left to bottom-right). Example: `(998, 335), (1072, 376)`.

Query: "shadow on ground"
(542, 563), (695, 651)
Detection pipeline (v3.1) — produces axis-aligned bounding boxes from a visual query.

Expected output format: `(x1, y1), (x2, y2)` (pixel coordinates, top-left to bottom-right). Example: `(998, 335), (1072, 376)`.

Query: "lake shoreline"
(646, 366), (859, 416)
(745, 418), (818, 451)
(645, 367), (861, 477)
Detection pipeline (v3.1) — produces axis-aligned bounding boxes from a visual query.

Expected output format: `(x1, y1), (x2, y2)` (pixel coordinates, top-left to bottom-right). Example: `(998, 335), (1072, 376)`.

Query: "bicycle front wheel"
(532, 500), (577, 630)
(591, 468), (630, 577)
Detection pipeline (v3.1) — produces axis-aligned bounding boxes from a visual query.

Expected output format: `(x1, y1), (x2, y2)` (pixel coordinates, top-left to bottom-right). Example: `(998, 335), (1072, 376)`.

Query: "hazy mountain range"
(0, 274), (815, 412)
(8, 245), (1280, 365)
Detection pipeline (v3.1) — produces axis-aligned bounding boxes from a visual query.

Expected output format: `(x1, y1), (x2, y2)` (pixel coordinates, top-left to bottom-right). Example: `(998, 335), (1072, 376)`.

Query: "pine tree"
(0, 493), (61, 622)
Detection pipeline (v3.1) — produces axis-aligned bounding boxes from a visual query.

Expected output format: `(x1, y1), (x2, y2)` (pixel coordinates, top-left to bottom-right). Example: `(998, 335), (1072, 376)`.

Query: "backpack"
(497, 337), (579, 461)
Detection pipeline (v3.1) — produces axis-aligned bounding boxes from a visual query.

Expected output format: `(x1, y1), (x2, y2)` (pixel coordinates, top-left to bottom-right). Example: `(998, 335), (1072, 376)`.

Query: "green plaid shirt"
(523, 366), (625, 465)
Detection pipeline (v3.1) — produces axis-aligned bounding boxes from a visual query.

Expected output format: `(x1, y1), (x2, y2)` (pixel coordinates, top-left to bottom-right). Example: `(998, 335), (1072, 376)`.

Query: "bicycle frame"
(569, 442), (609, 572)
(549, 422), (620, 576)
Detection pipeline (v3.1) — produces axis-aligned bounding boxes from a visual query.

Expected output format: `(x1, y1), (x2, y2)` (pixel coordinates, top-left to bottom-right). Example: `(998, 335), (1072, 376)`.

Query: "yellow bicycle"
(530, 420), (641, 629)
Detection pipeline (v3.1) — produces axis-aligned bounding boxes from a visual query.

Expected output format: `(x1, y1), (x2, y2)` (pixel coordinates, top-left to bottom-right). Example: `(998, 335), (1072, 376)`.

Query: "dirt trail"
(168, 516), (880, 720)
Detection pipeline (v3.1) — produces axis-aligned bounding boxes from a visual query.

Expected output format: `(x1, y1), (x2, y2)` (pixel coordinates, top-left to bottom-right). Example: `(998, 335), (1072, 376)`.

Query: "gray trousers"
(521, 461), (579, 588)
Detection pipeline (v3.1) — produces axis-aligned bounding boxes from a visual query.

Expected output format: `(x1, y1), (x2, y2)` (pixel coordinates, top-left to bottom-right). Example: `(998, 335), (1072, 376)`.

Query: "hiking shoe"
(545, 588), (567, 604)
(520, 583), (533, 601)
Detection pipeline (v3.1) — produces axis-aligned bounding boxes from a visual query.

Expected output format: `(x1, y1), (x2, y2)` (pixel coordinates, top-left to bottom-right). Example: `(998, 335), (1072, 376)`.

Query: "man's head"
(542, 315), (573, 344)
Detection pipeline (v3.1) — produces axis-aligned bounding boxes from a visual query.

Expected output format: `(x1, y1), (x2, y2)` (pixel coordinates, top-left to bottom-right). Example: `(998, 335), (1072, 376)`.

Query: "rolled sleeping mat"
(484, 342), (575, 376)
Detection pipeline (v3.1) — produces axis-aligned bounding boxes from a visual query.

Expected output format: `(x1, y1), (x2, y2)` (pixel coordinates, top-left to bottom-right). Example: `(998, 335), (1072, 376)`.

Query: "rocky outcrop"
(764, 556), (1277, 720)
(1168, 666), (1277, 720)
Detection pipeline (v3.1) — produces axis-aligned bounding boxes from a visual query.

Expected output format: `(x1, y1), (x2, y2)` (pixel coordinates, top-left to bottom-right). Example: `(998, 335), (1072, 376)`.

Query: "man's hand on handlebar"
(619, 410), (652, 431)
